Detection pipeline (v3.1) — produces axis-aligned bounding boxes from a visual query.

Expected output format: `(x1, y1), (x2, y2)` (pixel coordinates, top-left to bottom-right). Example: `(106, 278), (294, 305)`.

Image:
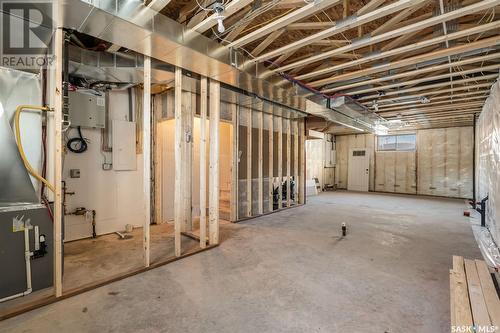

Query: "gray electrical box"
(68, 90), (106, 129)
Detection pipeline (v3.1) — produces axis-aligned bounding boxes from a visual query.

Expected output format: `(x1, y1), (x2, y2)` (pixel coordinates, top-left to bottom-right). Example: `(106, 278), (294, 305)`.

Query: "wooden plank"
(268, 113), (274, 212)
(231, 103), (238, 222)
(465, 259), (491, 327)
(476, 260), (500, 326)
(174, 67), (183, 257)
(209, 79), (220, 245)
(199, 77), (207, 248)
(299, 119), (306, 204)
(53, 27), (63, 297)
(247, 108), (252, 217)
(252, 29), (285, 56)
(450, 269), (456, 327)
(357, 0), (386, 15)
(286, 118), (291, 207)
(278, 117), (283, 209)
(258, 110), (264, 215)
(143, 56), (151, 267)
(452, 256), (474, 327)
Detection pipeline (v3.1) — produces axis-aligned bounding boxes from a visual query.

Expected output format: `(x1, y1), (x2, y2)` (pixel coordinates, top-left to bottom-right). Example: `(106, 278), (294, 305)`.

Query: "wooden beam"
(295, 21), (500, 81)
(53, 27), (63, 298)
(254, 0), (422, 62)
(312, 34), (500, 87)
(365, 90), (490, 108)
(146, 0), (172, 12)
(357, 0), (386, 15)
(177, 0), (199, 23)
(358, 74), (498, 101)
(299, 119), (305, 204)
(325, 52), (500, 92)
(174, 67), (183, 257)
(339, 64), (500, 95)
(209, 79), (220, 245)
(286, 22), (336, 30)
(252, 29), (285, 56)
(189, 0), (254, 33)
(277, 117), (283, 209)
(229, 0), (341, 48)
(258, 111), (264, 214)
(224, 7), (253, 42)
(343, 0), (350, 18)
(247, 108), (252, 217)
(451, 256), (474, 328)
(143, 56), (151, 267)
(371, 1), (429, 35)
(267, 0), (500, 73)
(199, 77), (207, 248)
(374, 95), (488, 112)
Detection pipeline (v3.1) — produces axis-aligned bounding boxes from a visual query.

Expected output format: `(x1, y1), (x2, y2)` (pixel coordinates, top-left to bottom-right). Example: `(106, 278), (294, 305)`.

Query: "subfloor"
(0, 191), (481, 332)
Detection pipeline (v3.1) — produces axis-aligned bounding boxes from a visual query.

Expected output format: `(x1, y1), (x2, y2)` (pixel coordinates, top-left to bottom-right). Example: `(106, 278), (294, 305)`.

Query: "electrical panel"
(68, 90), (106, 129)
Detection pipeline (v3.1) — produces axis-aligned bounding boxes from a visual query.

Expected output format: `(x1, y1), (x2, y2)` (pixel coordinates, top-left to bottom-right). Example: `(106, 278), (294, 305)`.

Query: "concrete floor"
(0, 191), (481, 332)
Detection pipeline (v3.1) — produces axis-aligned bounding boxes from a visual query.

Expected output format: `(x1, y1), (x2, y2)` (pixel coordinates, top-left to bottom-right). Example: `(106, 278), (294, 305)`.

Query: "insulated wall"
(477, 77), (500, 242)
(335, 127), (473, 198)
(305, 135), (335, 190)
(417, 127), (473, 198)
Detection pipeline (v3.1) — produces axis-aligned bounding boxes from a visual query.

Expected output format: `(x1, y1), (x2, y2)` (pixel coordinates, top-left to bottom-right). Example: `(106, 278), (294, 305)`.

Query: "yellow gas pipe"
(14, 105), (55, 193)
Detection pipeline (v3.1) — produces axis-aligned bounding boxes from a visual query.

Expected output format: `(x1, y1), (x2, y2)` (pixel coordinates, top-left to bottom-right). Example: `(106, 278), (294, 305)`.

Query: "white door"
(348, 149), (369, 192)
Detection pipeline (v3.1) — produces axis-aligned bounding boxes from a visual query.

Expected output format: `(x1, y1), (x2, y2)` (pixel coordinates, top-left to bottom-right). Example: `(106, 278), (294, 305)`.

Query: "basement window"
(377, 134), (416, 152)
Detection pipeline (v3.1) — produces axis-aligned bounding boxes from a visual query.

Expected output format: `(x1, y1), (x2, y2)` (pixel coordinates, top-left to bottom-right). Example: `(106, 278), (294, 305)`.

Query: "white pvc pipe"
(0, 227), (33, 303)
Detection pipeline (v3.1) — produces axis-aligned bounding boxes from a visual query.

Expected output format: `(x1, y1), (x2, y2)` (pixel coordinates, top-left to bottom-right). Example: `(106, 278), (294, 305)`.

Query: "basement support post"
(278, 117), (283, 209)
(143, 56), (151, 267)
(299, 119), (306, 204)
(268, 113), (274, 212)
(286, 118), (291, 207)
(294, 120), (299, 204)
(199, 76), (207, 248)
(231, 103), (238, 221)
(258, 111), (264, 215)
(53, 27), (63, 297)
(472, 113), (477, 207)
(209, 79), (220, 245)
(174, 67), (182, 257)
(247, 108), (252, 217)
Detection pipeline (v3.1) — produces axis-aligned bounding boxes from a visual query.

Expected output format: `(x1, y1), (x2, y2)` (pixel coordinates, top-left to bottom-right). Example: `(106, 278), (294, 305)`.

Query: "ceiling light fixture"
(213, 2), (225, 33)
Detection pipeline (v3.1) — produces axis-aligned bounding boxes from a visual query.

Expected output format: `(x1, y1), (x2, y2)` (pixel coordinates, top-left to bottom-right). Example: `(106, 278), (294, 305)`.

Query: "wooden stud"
(451, 256), (474, 327)
(247, 108), (252, 217)
(268, 113), (274, 212)
(53, 27), (63, 297)
(209, 79), (220, 245)
(174, 67), (183, 257)
(299, 119), (306, 204)
(286, 118), (291, 207)
(143, 56), (151, 267)
(199, 77), (207, 248)
(258, 110), (264, 215)
(278, 117), (283, 209)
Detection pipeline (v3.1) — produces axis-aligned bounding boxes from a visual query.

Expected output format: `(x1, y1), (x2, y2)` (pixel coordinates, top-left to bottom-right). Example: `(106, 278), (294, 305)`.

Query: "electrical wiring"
(66, 126), (89, 153)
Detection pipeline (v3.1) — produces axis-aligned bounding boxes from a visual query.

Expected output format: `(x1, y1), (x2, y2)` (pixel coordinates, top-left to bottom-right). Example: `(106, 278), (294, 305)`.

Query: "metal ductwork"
(57, 0), (381, 132)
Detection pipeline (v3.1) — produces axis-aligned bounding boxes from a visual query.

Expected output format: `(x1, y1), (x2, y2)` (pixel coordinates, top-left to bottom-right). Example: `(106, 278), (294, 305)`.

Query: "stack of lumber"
(450, 256), (500, 331)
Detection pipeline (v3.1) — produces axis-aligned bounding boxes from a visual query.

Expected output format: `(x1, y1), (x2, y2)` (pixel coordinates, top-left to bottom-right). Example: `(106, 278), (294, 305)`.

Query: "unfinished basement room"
(0, 0), (499, 332)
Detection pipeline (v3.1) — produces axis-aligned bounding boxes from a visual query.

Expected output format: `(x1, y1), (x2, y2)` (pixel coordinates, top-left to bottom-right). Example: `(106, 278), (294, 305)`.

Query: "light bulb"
(217, 18), (225, 33)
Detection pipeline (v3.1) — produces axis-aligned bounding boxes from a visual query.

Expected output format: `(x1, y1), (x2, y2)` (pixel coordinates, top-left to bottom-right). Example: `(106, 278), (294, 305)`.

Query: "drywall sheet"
(335, 134), (375, 190)
(417, 127), (473, 198)
(375, 151), (416, 194)
(477, 77), (500, 242)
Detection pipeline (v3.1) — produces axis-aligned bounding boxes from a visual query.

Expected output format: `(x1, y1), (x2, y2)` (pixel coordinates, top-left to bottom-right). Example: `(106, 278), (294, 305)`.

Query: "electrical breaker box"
(68, 90), (106, 129)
